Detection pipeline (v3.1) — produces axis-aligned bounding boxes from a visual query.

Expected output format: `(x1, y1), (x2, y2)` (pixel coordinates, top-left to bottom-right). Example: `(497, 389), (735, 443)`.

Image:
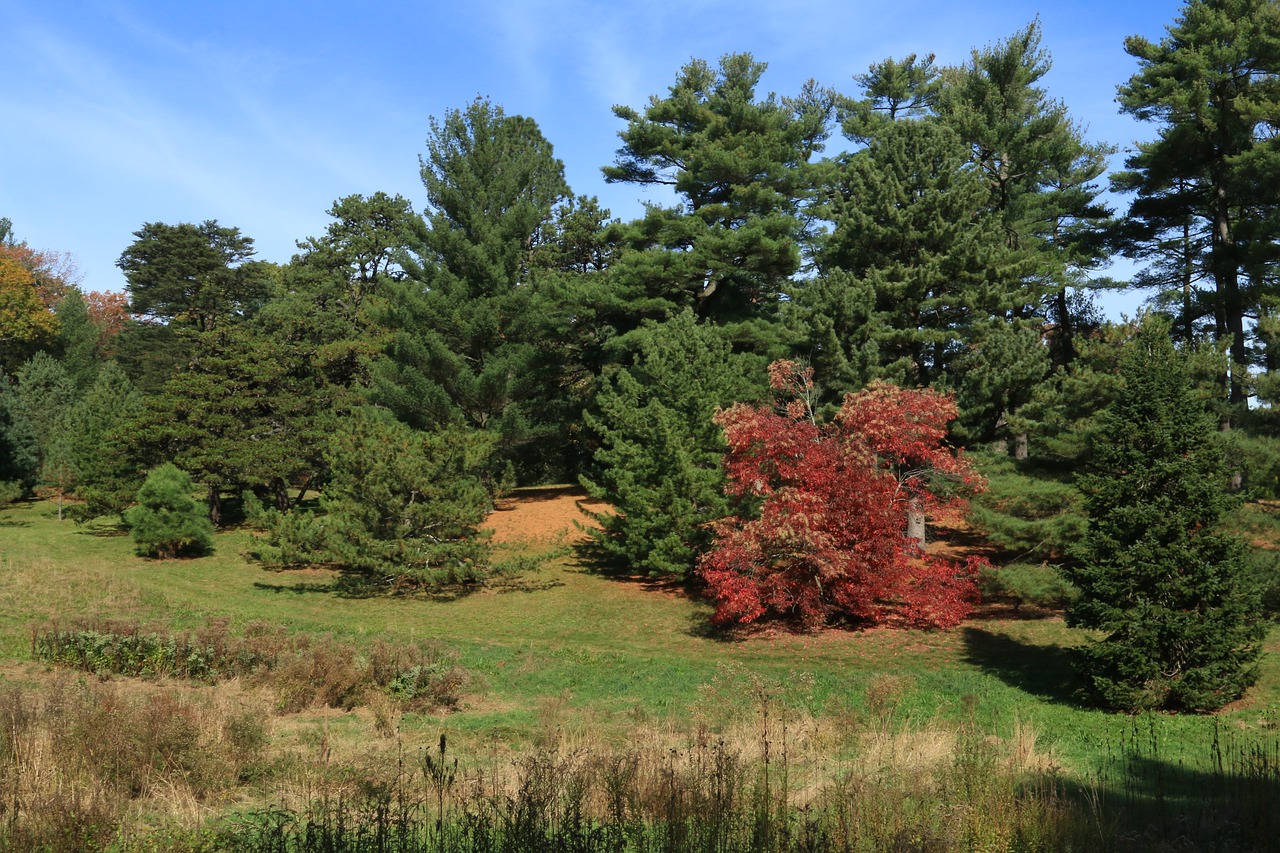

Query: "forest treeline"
(2, 3), (1278, 708)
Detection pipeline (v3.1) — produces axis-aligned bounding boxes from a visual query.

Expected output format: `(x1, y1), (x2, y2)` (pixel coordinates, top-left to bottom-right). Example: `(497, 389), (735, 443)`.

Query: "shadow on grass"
(961, 626), (1085, 707)
(685, 611), (741, 642)
(1083, 721), (1280, 850)
(252, 569), (489, 601)
(77, 521), (129, 537)
(570, 538), (838, 643)
(254, 580), (338, 595)
(0, 519), (31, 528)
(487, 576), (566, 594)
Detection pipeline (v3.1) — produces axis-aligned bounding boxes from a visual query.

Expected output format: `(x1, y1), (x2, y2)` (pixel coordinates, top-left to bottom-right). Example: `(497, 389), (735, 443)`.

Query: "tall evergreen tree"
(1066, 321), (1264, 712)
(1114, 0), (1280, 404)
(11, 352), (76, 474)
(814, 117), (1009, 393)
(115, 221), (276, 395)
(117, 220), (273, 332)
(54, 289), (101, 392)
(265, 192), (418, 401)
(604, 54), (834, 345)
(0, 374), (38, 503)
(376, 99), (570, 480)
(63, 361), (144, 523)
(138, 323), (334, 523)
(936, 21), (1114, 345)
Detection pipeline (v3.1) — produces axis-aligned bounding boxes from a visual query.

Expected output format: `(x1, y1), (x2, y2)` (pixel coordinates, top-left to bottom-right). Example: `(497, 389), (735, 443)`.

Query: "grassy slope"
(2, 495), (1278, 780)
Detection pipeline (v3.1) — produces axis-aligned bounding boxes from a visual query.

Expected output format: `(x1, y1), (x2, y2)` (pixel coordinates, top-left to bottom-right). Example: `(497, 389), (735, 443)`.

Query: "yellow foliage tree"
(0, 249), (58, 371)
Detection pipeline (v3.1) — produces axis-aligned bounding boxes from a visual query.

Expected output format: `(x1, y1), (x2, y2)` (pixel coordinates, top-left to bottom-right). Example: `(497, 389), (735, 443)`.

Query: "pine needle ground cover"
(3, 489), (1280, 850)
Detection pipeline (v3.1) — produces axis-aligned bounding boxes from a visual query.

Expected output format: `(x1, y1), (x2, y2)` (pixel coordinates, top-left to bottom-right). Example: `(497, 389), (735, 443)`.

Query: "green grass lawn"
(3, 493), (1278, 783)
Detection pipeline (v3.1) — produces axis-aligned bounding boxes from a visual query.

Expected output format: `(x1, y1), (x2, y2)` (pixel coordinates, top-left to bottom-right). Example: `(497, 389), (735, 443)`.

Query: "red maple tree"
(697, 361), (985, 630)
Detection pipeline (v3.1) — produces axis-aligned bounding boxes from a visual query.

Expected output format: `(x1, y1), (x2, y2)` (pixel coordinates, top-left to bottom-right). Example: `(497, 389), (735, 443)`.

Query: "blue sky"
(1, 0), (1184, 316)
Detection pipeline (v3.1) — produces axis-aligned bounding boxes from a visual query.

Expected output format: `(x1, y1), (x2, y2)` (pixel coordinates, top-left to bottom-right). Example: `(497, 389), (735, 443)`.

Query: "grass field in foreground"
(2, 489), (1279, 784)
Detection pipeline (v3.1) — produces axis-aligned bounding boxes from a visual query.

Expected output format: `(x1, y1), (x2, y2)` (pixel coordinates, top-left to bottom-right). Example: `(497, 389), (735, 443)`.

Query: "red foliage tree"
(697, 361), (985, 630)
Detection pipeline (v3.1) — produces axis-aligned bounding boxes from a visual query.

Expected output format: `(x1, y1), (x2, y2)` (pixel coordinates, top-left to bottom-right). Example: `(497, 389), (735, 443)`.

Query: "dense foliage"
(698, 361), (984, 629)
(252, 408), (495, 586)
(580, 310), (763, 578)
(124, 463), (214, 559)
(1067, 323), (1265, 712)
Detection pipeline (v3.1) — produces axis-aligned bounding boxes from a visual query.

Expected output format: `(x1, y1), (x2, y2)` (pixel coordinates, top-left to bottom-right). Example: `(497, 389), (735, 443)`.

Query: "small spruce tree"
(124, 463), (214, 559)
(1066, 322), (1264, 712)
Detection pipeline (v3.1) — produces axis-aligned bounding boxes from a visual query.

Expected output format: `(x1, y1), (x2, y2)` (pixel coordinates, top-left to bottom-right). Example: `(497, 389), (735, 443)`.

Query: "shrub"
(251, 409), (495, 586)
(31, 619), (471, 713)
(977, 562), (1079, 611)
(967, 453), (1086, 559)
(123, 463), (213, 558)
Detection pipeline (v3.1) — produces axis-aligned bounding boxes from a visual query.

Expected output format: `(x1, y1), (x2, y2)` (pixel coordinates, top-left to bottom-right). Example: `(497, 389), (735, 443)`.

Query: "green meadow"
(3, 491), (1280, 850)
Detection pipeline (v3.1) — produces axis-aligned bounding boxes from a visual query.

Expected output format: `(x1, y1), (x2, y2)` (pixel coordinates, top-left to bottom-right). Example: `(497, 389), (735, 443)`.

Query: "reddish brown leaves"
(698, 362), (986, 630)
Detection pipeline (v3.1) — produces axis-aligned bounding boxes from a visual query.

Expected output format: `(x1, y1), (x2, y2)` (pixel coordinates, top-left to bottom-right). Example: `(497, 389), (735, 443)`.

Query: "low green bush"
(978, 562), (1079, 611)
(968, 453), (1086, 559)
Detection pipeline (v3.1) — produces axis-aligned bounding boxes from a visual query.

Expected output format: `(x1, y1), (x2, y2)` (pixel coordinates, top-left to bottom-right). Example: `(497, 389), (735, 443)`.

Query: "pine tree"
(604, 54), (834, 346)
(63, 362), (144, 523)
(376, 99), (570, 480)
(580, 310), (764, 577)
(1066, 321), (1264, 712)
(130, 322), (335, 524)
(816, 118), (1009, 391)
(253, 408), (495, 586)
(124, 463), (214, 559)
(12, 352), (76, 479)
(1114, 0), (1280, 404)
(936, 20), (1114, 330)
(0, 374), (38, 503)
(54, 289), (102, 392)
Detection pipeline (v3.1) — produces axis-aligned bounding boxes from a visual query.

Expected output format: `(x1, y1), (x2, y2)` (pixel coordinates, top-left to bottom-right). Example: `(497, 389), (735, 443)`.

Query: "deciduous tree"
(698, 362), (983, 629)
(0, 250), (57, 372)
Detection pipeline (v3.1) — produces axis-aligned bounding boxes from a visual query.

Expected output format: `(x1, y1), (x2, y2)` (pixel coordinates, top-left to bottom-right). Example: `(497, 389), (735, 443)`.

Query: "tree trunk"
(1213, 162), (1247, 406)
(207, 486), (222, 527)
(907, 500), (926, 547)
(1013, 433), (1028, 461)
(272, 479), (291, 511)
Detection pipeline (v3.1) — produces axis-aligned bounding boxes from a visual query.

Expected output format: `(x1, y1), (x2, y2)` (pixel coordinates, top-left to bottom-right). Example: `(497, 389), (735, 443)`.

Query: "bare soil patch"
(485, 486), (609, 544)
